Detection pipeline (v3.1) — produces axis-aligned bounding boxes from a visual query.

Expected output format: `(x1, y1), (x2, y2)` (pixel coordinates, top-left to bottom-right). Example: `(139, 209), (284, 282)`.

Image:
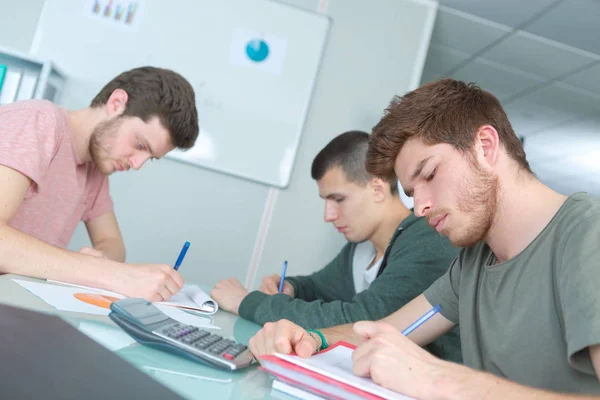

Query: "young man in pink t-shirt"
(0, 66), (199, 302)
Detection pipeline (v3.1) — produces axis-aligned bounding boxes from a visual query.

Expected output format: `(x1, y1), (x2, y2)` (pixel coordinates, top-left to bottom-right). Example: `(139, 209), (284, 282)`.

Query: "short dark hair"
(91, 66), (199, 149)
(312, 130), (399, 194)
(367, 78), (532, 181)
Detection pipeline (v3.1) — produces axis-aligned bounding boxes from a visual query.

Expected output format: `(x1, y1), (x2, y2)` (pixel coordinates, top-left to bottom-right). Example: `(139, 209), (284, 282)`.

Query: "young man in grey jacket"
(211, 131), (461, 362)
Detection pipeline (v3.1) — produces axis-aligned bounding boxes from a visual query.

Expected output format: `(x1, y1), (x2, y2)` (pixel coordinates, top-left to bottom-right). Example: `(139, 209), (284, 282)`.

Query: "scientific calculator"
(109, 298), (254, 371)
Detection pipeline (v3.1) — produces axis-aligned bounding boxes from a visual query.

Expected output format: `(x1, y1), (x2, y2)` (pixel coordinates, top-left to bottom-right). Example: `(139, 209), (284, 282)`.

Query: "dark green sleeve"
(239, 222), (460, 333)
(238, 243), (355, 325)
(369, 221), (459, 322)
(276, 243), (354, 303)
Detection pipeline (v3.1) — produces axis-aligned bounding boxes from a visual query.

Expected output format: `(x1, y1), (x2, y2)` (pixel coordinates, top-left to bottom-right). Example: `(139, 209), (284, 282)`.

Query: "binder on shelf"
(0, 45), (66, 104)
(0, 66), (23, 105)
(0, 64), (7, 92)
(16, 69), (38, 101)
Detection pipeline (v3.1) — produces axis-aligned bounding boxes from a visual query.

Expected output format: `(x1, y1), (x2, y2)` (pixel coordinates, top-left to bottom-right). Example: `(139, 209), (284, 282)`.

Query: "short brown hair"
(311, 130), (399, 195)
(366, 78), (531, 181)
(91, 66), (199, 149)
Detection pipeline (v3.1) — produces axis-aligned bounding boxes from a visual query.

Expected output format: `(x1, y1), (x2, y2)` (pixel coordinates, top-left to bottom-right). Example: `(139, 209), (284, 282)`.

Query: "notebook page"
(157, 284), (219, 314)
(275, 343), (412, 400)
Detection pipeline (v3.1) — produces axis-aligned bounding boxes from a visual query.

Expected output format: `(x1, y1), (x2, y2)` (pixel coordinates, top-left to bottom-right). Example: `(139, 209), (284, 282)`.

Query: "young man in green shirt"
(248, 79), (600, 397)
(211, 131), (461, 362)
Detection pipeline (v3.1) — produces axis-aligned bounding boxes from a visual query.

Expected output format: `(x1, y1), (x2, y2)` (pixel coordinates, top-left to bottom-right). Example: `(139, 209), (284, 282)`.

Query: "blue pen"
(278, 260), (288, 293)
(401, 304), (442, 336)
(174, 241), (190, 271)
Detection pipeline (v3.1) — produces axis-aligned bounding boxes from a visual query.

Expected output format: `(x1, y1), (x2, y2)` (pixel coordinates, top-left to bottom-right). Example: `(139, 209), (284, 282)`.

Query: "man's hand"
(352, 321), (447, 399)
(258, 274), (295, 296)
(249, 319), (319, 359)
(110, 263), (184, 302)
(79, 246), (108, 259)
(210, 278), (249, 315)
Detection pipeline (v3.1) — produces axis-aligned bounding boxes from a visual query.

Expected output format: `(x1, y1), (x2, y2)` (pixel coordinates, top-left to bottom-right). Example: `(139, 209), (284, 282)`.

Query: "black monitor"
(0, 303), (183, 399)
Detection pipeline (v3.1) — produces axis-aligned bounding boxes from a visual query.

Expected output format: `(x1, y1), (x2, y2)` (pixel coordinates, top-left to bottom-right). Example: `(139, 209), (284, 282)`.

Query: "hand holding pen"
(351, 305), (444, 397)
(258, 261), (294, 296)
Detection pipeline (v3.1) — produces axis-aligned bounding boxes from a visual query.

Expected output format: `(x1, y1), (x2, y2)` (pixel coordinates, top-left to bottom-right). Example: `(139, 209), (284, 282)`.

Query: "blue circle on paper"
(246, 39), (269, 62)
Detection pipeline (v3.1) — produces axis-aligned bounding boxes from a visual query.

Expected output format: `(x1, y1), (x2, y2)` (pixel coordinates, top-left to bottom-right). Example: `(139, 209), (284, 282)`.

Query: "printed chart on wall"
(32, 0), (330, 187)
(85, 0), (145, 30)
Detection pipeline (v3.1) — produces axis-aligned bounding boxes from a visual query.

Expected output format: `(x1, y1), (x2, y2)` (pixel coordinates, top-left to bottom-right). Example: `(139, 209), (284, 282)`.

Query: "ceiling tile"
(481, 30), (598, 79)
(450, 58), (543, 100)
(430, 7), (511, 55)
(515, 81), (600, 117)
(502, 98), (576, 136)
(422, 44), (471, 75)
(524, 0), (600, 55)
(437, 0), (557, 28)
(561, 62), (600, 94)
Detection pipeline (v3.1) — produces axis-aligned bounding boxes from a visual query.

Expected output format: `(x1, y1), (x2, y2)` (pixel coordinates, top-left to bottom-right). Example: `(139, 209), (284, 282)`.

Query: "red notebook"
(260, 341), (413, 400)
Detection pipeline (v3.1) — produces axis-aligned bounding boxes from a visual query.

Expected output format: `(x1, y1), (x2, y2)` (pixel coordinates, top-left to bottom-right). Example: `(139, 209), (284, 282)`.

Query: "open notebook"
(261, 342), (414, 400)
(47, 280), (218, 314)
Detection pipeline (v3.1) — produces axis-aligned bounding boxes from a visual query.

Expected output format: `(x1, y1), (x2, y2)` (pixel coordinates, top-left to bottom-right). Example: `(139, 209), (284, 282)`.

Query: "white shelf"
(0, 45), (66, 104)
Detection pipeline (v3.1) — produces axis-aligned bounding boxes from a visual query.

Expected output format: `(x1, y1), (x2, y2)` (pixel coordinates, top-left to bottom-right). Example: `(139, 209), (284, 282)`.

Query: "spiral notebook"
(47, 279), (218, 314)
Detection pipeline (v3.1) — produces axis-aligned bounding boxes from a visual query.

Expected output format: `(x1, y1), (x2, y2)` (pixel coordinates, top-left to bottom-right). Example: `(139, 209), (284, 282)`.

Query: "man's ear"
(105, 89), (129, 117)
(475, 125), (500, 167)
(371, 177), (388, 202)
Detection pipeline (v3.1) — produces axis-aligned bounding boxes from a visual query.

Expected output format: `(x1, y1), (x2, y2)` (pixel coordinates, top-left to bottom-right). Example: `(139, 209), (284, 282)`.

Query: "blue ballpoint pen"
(174, 241), (190, 271)
(278, 260), (288, 293)
(402, 304), (442, 336)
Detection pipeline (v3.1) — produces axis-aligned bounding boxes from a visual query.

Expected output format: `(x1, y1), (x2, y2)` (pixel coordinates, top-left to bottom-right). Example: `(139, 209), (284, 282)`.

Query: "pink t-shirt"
(0, 100), (113, 248)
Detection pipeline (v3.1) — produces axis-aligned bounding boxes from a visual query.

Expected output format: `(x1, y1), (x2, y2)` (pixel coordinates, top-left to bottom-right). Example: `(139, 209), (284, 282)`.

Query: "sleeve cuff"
(238, 290), (269, 321)
(285, 277), (300, 297)
(82, 197), (114, 222)
(568, 337), (600, 375)
(424, 287), (459, 324)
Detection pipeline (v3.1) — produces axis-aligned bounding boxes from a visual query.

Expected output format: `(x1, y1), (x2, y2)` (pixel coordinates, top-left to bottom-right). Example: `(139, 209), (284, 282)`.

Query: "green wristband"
(306, 329), (328, 352)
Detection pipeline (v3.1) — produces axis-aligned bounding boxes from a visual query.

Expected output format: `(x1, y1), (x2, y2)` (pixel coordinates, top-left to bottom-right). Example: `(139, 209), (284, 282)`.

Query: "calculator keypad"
(157, 323), (249, 363)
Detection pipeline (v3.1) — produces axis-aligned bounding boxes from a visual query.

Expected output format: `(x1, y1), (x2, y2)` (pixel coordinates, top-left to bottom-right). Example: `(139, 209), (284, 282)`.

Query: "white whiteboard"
(32, 0), (330, 187)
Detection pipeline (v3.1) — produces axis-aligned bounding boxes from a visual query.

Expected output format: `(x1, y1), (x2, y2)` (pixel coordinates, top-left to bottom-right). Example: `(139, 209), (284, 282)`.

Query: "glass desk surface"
(0, 274), (286, 400)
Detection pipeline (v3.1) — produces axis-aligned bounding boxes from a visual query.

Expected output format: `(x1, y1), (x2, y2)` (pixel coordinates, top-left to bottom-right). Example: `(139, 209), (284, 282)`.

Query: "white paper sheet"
(275, 344), (412, 400)
(271, 379), (325, 400)
(228, 27), (288, 75)
(14, 280), (220, 329)
(162, 284), (218, 314)
(47, 280), (218, 314)
(15, 279), (112, 315)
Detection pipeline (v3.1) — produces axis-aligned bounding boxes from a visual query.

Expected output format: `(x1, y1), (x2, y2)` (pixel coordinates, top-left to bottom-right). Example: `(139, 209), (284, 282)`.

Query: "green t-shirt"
(424, 192), (600, 393)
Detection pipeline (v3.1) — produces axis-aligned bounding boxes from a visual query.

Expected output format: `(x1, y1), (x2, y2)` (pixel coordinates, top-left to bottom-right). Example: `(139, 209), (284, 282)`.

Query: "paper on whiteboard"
(229, 27), (288, 75)
(84, 0), (144, 31)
